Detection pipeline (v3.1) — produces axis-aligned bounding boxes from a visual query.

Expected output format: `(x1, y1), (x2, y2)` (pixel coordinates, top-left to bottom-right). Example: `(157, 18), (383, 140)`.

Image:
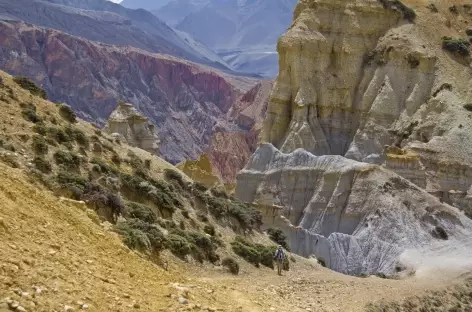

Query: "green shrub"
(157, 218), (176, 230)
(228, 201), (262, 230)
(65, 126), (89, 147)
(21, 102), (42, 123)
(53, 150), (81, 169)
(91, 157), (119, 175)
(32, 156), (52, 173)
(207, 197), (228, 217)
(56, 170), (88, 193)
(32, 135), (49, 155)
(166, 233), (192, 258)
(120, 173), (180, 214)
(231, 236), (276, 269)
(193, 182), (208, 192)
(164, 168), (187, 190)
(58, 104), (77, 123)
(222, 257), (239, 275)
(210, 186), (229, 199)
(46, 126), (73, 145)
(32, 123), (47, 136)
(204, 224), (216, 236)
(167, 229), (219, 263)
(231, 239), (261, 267)
(13, 76), (47, 99)
(442, 37), (470, 56)
(115, 219), (166, 254)
(111, 153), (121, 165)
(82, 183), (124, 220)
(266, 228), (290, 251)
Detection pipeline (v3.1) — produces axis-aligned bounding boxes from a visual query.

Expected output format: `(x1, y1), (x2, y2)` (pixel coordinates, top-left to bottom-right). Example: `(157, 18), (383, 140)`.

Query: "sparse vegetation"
(115, 219), (166, 255)
(65, 126), (89, 147)
(13, 76), (47, 99)
(53, 150), (81, 170)
(90, 157), (119, 175)
(204, 224), (216, 236)
(20, 102), (42, 123)
(32, 135), (49, 155)
(442, 36), (470, 56)
(231, 236), (275, 269)
(32, 156), (52, 174)
(222, 257), (239, 275)
(58, 104), (77, 123)
(164, 168), (187, 190)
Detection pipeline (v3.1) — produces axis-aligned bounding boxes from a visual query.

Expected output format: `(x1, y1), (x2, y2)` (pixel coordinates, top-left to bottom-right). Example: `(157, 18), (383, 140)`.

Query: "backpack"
(274, 249), (285, 261)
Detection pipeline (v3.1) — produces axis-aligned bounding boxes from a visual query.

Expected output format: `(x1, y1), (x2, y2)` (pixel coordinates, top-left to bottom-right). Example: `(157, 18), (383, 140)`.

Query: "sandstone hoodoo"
(104, 101), (160, 154)
(237, 0), (472, 276)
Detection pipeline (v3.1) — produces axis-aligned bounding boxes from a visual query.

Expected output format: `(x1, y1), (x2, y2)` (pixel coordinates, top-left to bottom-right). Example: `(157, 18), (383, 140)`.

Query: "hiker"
(274, 245), (286, 276)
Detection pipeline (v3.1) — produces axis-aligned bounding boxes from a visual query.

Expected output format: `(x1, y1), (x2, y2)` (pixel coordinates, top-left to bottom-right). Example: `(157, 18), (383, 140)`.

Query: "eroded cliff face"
(0, 21), (256, 164)
(237, 0), (472, 275)
(236, 144), (472, 275)
(206, 80), (272, 184)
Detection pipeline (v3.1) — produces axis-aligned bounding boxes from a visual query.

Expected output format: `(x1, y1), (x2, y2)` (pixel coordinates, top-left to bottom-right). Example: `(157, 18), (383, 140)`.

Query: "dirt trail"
(0, 163), (468, 312)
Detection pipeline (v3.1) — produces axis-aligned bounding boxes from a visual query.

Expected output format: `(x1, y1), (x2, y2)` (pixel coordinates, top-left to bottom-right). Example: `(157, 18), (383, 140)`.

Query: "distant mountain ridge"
(120, 0), (297, 77)
(0, 0), (230, 69)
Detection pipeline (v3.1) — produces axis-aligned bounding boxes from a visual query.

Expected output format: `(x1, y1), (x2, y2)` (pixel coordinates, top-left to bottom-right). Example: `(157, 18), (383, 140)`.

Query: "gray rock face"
(236, 144), (472, 275)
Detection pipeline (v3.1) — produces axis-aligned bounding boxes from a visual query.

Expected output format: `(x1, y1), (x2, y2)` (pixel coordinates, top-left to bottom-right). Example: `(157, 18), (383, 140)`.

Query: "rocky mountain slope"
(236, 0), (472, 276)
(1, 69), (471, 312)
(0, 20), (260, 164)
(0, 0), (229, 69)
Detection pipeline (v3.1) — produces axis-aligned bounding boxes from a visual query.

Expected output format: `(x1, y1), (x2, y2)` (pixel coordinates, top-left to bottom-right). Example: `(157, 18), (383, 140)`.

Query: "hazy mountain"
(119, 0), (172, 10)
(0, 0), (230, 69)
(153, 0), (297, 77)
(153, 0), (209, 27)
(175, 0), (297, 49)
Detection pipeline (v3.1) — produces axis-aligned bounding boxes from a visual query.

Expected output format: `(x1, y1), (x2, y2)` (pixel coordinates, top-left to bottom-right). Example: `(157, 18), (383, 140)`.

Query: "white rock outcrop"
(236, 144), (472, 275)
(104, 101), (160, 154)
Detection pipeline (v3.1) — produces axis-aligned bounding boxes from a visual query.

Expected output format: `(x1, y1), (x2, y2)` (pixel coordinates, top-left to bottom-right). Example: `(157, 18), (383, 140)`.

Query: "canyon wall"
(237, 0), (472, 275)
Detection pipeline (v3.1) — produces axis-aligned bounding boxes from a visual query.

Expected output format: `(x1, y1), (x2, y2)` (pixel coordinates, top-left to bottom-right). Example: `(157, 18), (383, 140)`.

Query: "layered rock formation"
(0, 21), (258, 164)
(237, 0), (472, 275)
(103, 101), (159, 154)
(237, 144), (472, 275)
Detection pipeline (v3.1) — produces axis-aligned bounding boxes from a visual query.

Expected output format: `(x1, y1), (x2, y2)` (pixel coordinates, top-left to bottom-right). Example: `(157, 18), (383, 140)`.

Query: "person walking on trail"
(274, 245), (286, 276)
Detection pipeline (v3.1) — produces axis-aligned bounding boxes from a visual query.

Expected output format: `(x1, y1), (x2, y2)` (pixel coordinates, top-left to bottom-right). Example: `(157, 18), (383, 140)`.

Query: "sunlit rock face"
(104, 101), (159, 154)
(236, 0), (472, 276)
